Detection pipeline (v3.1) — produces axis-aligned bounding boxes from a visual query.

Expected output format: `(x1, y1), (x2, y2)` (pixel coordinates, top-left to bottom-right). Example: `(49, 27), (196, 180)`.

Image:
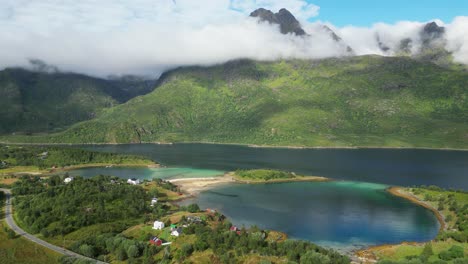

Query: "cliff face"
(250, 8), (306, 36)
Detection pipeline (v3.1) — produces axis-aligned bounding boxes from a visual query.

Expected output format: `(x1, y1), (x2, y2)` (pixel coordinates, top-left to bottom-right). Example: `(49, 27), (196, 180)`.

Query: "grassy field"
(2, 56), (467, 149)
(367, 187), (468, 263)
(0, 221), (62, 264)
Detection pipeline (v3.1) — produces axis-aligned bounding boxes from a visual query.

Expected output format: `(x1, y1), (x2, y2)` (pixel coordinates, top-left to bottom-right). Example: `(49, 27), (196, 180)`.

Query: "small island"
(166, 169), (329, 197)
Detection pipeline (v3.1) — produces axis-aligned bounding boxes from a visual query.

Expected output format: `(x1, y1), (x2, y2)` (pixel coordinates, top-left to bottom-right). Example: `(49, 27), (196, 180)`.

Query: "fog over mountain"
(0, 0), (467, 78)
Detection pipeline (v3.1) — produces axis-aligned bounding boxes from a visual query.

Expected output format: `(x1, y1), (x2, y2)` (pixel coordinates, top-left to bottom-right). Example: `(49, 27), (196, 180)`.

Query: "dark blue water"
(180, 181), (440, 250)
(80, 143), (468, 189)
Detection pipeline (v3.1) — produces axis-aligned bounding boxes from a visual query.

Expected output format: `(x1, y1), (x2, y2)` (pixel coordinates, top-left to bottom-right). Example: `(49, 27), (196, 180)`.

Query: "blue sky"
(310, 0), (468, 26)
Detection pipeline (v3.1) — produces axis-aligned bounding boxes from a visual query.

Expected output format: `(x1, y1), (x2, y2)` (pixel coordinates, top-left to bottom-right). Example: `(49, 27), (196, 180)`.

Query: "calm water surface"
(180, 181), (440, 251)
(65, 143), (461, 250)
(65, 167), (224, 180)
(79, 143), (468, 189)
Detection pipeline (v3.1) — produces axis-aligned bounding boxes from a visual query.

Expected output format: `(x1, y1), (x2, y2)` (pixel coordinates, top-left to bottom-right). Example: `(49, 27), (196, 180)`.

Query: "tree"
(6, 229), (16, 239)
(187, 203), (200, 213)
(420, 243), (433, 261)
(127, 245), (140, 259)
(300, 251), (330, 264)
(79, 244), (95, 258)
(439, 245), (464, 261)
(181, 243), (194, 257)
(116, 245), (128, 261)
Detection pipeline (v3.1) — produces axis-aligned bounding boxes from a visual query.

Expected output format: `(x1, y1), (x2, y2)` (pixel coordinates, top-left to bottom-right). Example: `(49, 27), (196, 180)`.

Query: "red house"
(230, 226), (239, 232)
(149, 236), (162, 246)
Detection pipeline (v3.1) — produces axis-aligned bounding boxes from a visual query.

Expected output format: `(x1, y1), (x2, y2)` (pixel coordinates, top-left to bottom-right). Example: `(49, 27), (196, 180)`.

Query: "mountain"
(250, 8), (353, 54)
(5, 55), (467, 149)
(0, 68), (155, 134)
(250, 8), (306, 36)
(376, 21), (456, 67)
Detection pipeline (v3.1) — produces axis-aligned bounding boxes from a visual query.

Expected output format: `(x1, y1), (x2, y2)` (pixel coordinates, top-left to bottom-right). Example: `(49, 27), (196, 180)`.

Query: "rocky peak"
(250, 8), (305, 36)
(420, 22), (445, 46)
(322, 25), (354, 53)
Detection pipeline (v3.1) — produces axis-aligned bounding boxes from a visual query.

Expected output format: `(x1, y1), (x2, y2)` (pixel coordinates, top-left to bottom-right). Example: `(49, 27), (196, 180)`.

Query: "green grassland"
(0, 190), (61, 264)
(0, 221), (62, 264)
(373, 187), (468, 264)
(3, 56), (467, 148)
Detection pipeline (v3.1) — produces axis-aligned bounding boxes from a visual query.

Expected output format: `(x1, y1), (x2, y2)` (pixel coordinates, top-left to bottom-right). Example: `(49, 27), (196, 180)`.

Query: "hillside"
(2, 55), (467, 148)
(0, 68), (155, 134)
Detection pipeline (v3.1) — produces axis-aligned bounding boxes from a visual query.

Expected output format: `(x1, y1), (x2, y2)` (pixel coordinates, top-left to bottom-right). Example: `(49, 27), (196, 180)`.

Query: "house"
(38, 151), (49, 160)
(230, 226), (239, 232)
(206, 208), (217, 214)
(171, 228), (182, 237)
(149, 236), (162, 246)
(127, 178), (140, 185)
(186, 216), (202, 224)
(153, 221), (165, 230)
(150, 198), (158, 206)
(64, 177), (74, 183)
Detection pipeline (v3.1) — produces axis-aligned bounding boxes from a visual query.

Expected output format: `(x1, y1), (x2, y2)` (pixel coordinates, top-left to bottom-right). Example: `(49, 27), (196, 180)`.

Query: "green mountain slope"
(3, 56), (468, 148)
(0, 69), (154, 134)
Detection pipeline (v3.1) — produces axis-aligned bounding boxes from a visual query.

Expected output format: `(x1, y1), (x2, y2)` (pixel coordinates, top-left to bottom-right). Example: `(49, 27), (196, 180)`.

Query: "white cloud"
(0, 0), (466, 78)
(446, 16), (468, 64)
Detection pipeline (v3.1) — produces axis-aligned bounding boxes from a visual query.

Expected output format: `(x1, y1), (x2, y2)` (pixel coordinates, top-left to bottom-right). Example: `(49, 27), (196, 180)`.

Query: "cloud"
(0, 0), (466, 78)
(446, 16), (468, 64)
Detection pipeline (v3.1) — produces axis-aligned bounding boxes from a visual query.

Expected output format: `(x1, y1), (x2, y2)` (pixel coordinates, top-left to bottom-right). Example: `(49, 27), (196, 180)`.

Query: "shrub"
(439, 245), (464, 261)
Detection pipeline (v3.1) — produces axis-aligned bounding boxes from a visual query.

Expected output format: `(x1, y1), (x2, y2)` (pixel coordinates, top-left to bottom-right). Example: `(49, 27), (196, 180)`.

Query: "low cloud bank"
(0, 0), (466, 78)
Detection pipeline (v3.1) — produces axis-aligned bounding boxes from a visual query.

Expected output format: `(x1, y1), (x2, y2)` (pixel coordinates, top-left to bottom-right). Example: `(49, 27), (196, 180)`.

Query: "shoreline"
(1, 141), (467, 152)
(354, 186), (447, 263)
(168, 173), (331, 196)
(168, 177), (448, 263)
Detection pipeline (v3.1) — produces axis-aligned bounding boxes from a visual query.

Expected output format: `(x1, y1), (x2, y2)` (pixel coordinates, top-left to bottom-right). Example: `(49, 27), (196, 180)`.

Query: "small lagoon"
(180, 181), (440, 251)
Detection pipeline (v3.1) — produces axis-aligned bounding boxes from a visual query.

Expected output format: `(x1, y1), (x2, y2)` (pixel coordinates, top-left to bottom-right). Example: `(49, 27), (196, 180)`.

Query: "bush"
(6, 228), (16, 239)
(181, 243), (194, 257)
(420, 243), (433, 261)
(300, 251), (330, 264)
(439, 245), (464, 261)
(187, 203), (200, 213)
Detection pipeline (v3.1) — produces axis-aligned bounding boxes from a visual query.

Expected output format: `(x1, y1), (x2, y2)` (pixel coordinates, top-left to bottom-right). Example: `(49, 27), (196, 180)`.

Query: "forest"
(0, 145), (153, 169)
(11, 175), (350, 264)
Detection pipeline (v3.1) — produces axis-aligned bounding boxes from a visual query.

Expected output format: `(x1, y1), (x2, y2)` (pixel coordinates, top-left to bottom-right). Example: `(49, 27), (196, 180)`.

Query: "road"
(1, 188), (106, 264)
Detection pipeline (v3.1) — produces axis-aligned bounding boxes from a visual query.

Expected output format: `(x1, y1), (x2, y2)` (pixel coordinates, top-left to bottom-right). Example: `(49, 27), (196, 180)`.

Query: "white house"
(127, 178), (141, 185)
(64, 177), (74, 184)
(150, 198), (158, 206)
(153, 221), (165, 230)
(171, 228), (181, 237)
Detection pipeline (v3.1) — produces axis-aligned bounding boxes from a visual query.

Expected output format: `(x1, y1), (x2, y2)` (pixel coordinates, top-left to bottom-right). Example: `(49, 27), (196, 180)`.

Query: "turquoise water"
(79, 143), (468, 189)
(64, 143), (456, 250)
(180, 181), (440, 251)
(65, 167), (224, 180)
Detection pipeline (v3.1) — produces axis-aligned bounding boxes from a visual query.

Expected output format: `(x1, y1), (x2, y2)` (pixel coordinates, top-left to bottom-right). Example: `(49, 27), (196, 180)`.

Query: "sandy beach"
(167, 174), (236, 195)
(168, 173), (331, 196)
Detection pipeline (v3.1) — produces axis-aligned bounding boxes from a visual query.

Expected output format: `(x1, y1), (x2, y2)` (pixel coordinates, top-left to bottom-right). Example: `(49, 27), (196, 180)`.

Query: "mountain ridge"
(0, 68), (155, 134)
(3, 55), (466, 149)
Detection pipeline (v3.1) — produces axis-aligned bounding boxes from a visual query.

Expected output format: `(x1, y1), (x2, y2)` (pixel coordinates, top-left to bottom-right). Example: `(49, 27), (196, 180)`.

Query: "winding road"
(0, 188), (106, 264)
